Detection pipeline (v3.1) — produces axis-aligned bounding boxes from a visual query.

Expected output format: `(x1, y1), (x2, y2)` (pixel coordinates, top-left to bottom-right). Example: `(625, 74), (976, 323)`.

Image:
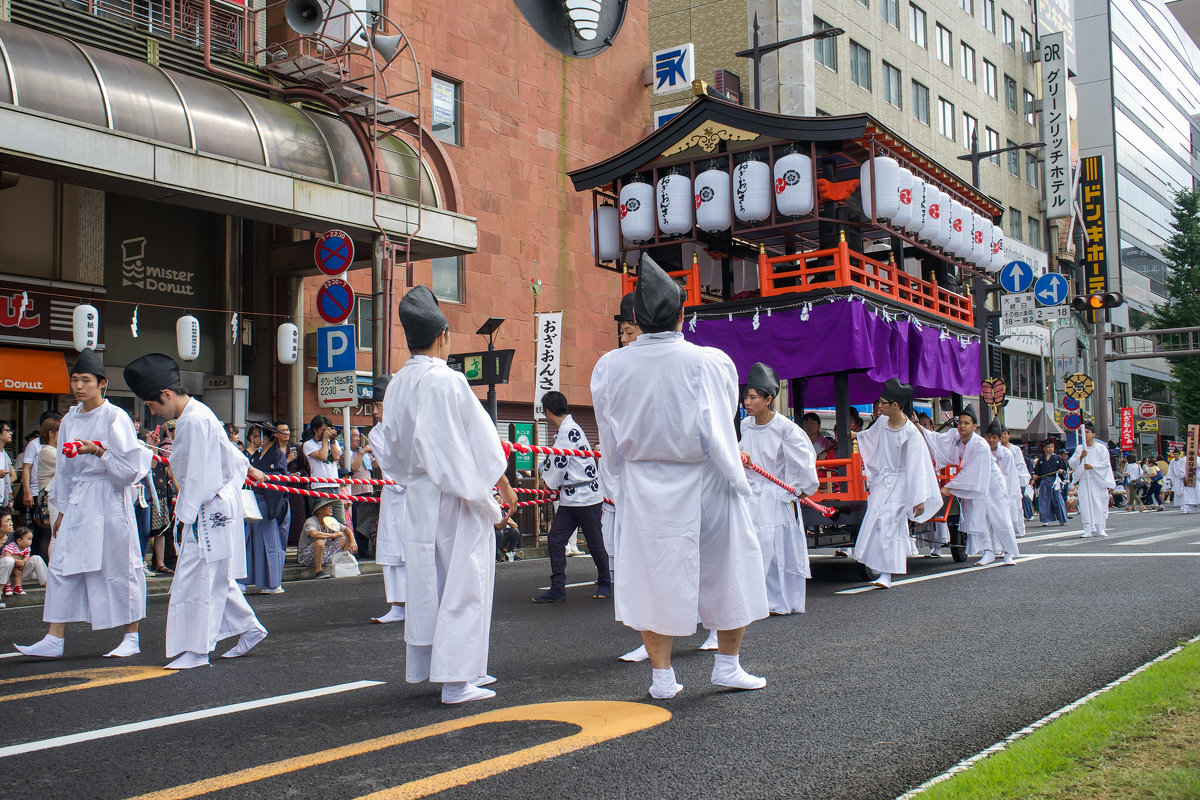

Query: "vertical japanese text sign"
(1079, 155), (1108, 294)
(1119, 407), (1134, 451)
(1187, 424), (1198, 488)
(534, 311), (563, 420)
(1041, 33), (1071, 220)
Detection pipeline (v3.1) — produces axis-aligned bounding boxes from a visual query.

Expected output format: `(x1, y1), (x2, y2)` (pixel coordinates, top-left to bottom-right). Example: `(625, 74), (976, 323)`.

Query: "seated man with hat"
(300, 497), (354, 578)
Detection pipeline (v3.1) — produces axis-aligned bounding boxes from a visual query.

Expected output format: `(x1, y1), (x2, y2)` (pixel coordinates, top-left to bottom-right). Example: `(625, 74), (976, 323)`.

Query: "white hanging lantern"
(72, 303), (99, 352)
(694, 168), (732, 233)
(589, 204), (620, 262)
(860, 156), (901, 219)
(919, 186), (944, 243)
(933, 189), (954, 250)
(656, 172), (694, 236)
(909, 180), (930, 237)
(177, 315), (200, 362)
(277, 322), (299, 365)
(989, 223), (1006, 272)
(733, 157), (772, 224)
(891, 168), (916, 231)
(774, 151), (814, 217)
(969, 213), (989, 267)
(946, 200), (967, 257)
(618, 178), (655, 243)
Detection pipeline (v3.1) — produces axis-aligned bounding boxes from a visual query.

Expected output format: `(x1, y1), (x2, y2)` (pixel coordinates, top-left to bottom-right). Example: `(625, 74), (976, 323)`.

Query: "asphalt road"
(2, 506), (1198, 800)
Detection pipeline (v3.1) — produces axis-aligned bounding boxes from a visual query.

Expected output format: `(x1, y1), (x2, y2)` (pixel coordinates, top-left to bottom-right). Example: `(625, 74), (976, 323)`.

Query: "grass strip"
(914, 639), (1200, 799)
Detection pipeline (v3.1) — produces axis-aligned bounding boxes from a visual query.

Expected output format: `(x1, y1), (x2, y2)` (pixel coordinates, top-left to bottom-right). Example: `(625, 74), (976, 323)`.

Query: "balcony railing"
(619, 259), (703, 308)
(65, 0), (253, 58)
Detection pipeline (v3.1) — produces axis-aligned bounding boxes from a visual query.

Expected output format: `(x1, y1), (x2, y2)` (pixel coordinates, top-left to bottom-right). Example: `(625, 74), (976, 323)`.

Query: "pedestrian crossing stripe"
(0, 666), (173, 705)
(124, 701), (672, 800)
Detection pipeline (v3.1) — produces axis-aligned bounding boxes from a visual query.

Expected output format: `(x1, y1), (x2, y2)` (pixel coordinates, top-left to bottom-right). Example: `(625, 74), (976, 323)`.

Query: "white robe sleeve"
(172, 412), (225, 526)
(99, 410), (152, 489)
(48, 411), (75, 512)
(943, 435), (991, 500)
(591, 352), (624, 484)
(903, 424), (945, 522)
(919, 427), (958, 469)
(697, 351), (752, 497)
(779, 420), (820, 497)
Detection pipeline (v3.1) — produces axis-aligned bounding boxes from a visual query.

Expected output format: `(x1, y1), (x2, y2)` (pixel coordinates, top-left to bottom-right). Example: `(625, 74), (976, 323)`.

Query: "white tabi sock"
(14, 633), (65, 659)
(1003, 554), (1017, 565)
(441, 681), (496, 704)
(871, 572), (893, 588)
(165, 651), (210, 670)
(977, 550), (997, 566)
(619, 644), (649, 662)
(711, 653), (767, 690)
(371, 606), (406, 624)
(104, 633), (140, 658)
(698, 629), (719, 650)
(221, 624), (268, 659)
(650, 667), (683, 699)
(473, 674), (497, 687)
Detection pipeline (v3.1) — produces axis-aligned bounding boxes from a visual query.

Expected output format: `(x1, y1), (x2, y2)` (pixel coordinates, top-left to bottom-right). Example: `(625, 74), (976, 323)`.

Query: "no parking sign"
(314, 230), (355, 276)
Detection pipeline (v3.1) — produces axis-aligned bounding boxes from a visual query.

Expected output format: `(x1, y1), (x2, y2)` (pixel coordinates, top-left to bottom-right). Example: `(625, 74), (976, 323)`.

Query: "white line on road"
(536, 581), (597, 590)
(1015, 529), (1081, 544)
(0, 652), (27, 660)
(1026, 552), (1200, 558)
(894, 632), (1200, 799)
(1114, 530), (1199, 546)
(0, 679), (384, 759)
(835, 556), (1048, 594)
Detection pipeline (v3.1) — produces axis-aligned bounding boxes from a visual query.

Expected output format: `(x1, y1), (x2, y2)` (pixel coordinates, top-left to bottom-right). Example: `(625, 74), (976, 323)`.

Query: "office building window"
(850, 41), (871, 90)
(912, 80), (930, 123)
(939, 97), (955, 139)
(1021, 28), (1035, 62)
(959, 0), (973, 14)
(1026, 152), (1040, 188)
(881, 0), (900, 27)
(936, 24), (953, 66)
(1028, 216), (1042, 248)
(431, 75), (462, 146)
(1002, 12), (1015, 47)
(356, 297), (374, 350)
(984, 60), (997, 97)
(1004, 75), (1017, 111)
(432, 256), (463, 302)
(1009, 208), (1023, 241)
(815, 17), (838, 70)
(910, 4), (927, 47)
(986, 128), (1000, 164)
(882, 62), (903, 107)
(982, 0), (995, 32)
(1024, 89), (1036, 125)
(1007, 139), (1020, 175)
(960, 42), (976, 82)
(962, 112), (977, 149)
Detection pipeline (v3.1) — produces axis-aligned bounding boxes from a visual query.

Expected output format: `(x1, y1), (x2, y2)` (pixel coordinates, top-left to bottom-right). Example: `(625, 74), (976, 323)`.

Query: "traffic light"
(1071, 291), (1124, 313)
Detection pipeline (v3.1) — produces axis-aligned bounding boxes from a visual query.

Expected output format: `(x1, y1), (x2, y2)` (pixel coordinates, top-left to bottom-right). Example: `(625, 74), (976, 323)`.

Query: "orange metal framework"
(757, 239), (974, 327)
(619, 258), (703, 308)
(808, 455), (959, 525)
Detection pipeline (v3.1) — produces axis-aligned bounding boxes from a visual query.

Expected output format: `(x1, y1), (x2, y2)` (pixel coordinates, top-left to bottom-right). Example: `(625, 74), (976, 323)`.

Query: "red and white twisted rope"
(243, 481), (380, 503)
(741, 456), (839, 519)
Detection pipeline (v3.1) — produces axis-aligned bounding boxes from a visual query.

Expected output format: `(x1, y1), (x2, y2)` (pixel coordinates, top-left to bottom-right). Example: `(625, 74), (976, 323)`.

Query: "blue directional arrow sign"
(1034, 272), (1069, 306)
(999, 260), (1034, 293)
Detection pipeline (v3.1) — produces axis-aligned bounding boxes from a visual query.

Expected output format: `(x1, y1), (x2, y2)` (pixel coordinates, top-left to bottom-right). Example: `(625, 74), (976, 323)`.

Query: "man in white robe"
(1069, 423), (1117, 537)
(592, 254), (769, 699)
(1167, 454), (1200, 512)
(985, 421), (1024, 552)
(739, 362), (819, 612)
(373, 286), (518, 704)
(853, 380), (942, 588)
(916, 413), (952, 558)
(14, 349), (151, 659)
(1000, 429), (1030, 537)
(367, 375), (407, 624)
(125, 354), (268, 670)
(922, 410), (1019, 567)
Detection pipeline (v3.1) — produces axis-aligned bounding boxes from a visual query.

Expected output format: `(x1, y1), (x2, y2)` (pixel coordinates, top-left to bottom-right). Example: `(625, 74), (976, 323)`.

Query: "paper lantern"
(619, 178), (655, 243)
(934, 189), (954, 250)
(969, 213), (989, 267)
(891, 168), (916, 231)
(177, 315), (200, 362)
(590, 204), (620, 261)
(908, 180), (929, 237)
(989, 224), (1006, 272)
(72, 303), (99, 352)
(656, 172), (693, 236)
(733, 157), (772, 224)
(277, 322), (299, 365)
(920, 185), (945, 243)
(946, 200), (967, 257)
(694, 168), (732, 233)
(774, 151), (814, 217)
(860, 156), (901, 219)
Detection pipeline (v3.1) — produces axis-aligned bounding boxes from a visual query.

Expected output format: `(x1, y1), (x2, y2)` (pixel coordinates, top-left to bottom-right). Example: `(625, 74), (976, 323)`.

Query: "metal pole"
(1094, 307), (1110, 442)
(751, 12), (762, 111)
(486, 335), (498, 423)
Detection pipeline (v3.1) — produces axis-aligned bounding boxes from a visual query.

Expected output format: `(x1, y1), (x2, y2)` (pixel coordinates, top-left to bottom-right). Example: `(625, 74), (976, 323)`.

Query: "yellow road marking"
(0, 666), (174, 704)
(128, 700), (671, 800)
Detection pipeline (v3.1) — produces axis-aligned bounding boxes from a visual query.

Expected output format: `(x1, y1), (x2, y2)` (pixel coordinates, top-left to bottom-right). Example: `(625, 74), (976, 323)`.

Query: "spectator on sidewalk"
(0, 421), (15, 509)
(1123, 455), (1144, 512)
(1140, 457), (1165, 511)
(244, 422), (289, 594)
(347, 427), (374, 557)
(297, 497), (355, 579)
(32, 416), (61, 560)
(2, 526), (47, 597)
(303, 415), (344, 526)
(496, 518), (521, 563)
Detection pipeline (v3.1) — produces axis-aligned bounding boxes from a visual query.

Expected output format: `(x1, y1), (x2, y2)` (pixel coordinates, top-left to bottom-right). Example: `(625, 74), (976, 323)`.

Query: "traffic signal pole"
(1093, 307), (1110, 442)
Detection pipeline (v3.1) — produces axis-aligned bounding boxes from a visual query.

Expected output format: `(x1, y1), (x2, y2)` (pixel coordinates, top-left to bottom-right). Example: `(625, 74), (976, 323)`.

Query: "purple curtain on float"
(683, 297), (980, 405)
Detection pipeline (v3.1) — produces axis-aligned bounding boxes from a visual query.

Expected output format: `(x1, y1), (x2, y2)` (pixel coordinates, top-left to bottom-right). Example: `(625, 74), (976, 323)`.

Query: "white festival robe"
(739, 413), (819, 613)
(540, 414), (601, 506)
(855, 419), (943, 575)
(45, 401), (151, 629)
(368, 425), (407, 603)
(166, 399), (260, 657)
(592, 331), (769, 637)
(1167, 458), (1200, 513)
(1069, 444), (1117, 536)
(1003, 443), (1030, 537)
(374, 355), (507, 684)
(922, 429), (1019, 558)
(598, 460), (617, 564)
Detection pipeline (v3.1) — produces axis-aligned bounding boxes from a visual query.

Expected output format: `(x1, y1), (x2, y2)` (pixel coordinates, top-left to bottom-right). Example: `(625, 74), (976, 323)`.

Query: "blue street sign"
(1034, 272), (1069, 306)
(317, 324), (356, 373)
(314, 230), (355, 276)
(999, 260), (1034, 293)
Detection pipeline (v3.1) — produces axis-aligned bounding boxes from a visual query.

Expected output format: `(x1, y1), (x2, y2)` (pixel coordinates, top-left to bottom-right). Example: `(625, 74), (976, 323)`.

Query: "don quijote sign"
(0, 278), (104, 348)
(121, 237), (196, 296)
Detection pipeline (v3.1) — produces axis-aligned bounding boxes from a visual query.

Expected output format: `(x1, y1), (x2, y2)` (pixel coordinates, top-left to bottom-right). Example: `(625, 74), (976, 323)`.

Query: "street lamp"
(477, 317), (505, 422)
(734, 13), (845, 111)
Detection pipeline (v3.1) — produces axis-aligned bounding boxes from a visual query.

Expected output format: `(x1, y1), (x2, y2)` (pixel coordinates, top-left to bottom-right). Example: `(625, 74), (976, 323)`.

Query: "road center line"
(836, 556), (1049, 594)
(0, 680), (384, 759)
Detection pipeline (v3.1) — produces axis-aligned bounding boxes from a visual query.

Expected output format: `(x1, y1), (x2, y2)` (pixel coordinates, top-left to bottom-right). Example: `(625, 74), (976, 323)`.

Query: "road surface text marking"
(0, 666), (173, 705)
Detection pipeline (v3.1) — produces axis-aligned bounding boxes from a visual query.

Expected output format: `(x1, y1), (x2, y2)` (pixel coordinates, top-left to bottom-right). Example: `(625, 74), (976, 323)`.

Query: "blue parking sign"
(317, 324), (356, 373)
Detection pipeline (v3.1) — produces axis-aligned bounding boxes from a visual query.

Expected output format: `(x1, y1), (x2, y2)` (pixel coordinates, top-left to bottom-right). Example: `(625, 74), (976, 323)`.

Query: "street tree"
(1150, 187), (1200, 427)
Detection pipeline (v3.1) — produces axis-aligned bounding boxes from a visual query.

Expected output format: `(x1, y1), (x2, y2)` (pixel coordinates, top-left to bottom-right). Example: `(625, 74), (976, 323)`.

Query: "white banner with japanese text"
(1041, 32), (1071, 220)
(534, 311), (563, 420)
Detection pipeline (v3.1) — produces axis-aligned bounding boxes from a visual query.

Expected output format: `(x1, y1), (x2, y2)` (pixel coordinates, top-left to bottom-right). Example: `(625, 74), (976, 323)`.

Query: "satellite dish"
(285, 0), (325, 35)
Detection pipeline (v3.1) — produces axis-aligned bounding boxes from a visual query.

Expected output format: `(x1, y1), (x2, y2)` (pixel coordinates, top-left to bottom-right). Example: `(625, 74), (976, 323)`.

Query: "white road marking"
(1114, 530), (1199, 546)
(0, 679), (384, 759)
(536, 581), (597, 590)
(0, 652), (27, 660)
(894, 632), (1200, 799)
(1028, 552), (1200, 558)
(835, 556), (1048, 594)
(1015, 529), (1081, 544)
(1044, 528), (1160, 547)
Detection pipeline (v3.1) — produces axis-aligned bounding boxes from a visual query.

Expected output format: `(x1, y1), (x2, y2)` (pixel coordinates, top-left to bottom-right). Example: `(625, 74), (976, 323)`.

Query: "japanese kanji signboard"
(1041, 33), (1070, 220)
(1080, 155), (1109, 294)
(534, 311), (563, 420)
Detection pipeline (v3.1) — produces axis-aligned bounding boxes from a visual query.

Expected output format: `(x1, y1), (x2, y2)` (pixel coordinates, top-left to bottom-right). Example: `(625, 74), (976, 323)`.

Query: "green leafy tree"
(1150, 187), (1200, 427)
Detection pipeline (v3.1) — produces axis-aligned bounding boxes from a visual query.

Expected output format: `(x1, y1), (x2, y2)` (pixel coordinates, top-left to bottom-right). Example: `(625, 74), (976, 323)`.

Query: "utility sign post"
(316, 324), (356, 408)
